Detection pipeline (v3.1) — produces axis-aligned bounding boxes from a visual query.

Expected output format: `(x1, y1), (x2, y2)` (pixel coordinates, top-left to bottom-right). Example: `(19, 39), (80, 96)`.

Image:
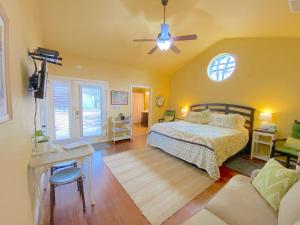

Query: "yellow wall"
(0, 0), (42, 225)
(48, 53), (169, 128)
(170, 38), (300, 137)
(144, 90), (150, 111)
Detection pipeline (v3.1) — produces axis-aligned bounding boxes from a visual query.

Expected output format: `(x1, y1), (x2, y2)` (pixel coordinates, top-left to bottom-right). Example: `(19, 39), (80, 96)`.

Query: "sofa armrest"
(250, 169), (260, 183)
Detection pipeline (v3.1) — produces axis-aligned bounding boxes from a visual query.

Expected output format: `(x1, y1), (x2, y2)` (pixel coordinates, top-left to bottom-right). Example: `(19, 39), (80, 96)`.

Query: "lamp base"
(259, 123), (277, 133)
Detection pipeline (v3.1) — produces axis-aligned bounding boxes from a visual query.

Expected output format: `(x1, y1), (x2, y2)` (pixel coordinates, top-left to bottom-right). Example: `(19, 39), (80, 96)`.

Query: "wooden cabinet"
(251, 129), (276, 161)
(141, 111), (148, 127)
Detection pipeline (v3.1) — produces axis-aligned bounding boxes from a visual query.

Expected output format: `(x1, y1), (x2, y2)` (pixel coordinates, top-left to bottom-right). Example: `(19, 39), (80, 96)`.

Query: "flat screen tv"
(34, 60), (48, 99)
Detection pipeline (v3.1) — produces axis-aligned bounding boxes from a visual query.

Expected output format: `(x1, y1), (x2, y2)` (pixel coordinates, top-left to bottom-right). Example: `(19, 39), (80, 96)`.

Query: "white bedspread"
(147, 121), (249, 179)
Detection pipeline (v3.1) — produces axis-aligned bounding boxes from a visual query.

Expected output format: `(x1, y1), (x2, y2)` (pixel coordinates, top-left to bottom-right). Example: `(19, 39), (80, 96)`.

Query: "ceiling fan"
(133, 0), (198, 54)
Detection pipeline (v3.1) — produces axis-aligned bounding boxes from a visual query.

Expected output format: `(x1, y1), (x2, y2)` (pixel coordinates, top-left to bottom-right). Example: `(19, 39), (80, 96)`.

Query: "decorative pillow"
(184, 111), (196, 123)
(208, 113), (246, 129)
(164, 115), (174, 122)
(285, 137), (300, 151)
(252, 158), (298, 211)
(184, 110), (211, 124)
(292, 122), (300, 139)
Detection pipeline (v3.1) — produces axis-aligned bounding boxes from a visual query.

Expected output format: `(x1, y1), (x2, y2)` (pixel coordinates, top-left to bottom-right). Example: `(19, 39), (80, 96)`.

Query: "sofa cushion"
(206, 175), (277, 225)
(278, 180), (300, 225)
(252, 158), (298, 210)
(285, 136), (300, 151)
(276, 144), (300, 157)
(182, 209), (228, 225)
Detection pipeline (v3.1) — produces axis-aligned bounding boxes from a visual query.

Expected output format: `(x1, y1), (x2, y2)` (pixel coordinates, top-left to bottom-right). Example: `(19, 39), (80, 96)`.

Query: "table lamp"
(259, 112), (276, 132)
(181, 107), (188, 117)
(259, 112), (272, 124)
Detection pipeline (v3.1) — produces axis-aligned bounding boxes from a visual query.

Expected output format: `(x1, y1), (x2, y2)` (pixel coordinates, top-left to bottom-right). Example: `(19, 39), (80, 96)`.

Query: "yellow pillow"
(285, 137), (300, 151)
(252, 159), (298, 211)
(208, 113), (246, 129)
(164, 116), (174, 122)
(184, 110), (211, 124)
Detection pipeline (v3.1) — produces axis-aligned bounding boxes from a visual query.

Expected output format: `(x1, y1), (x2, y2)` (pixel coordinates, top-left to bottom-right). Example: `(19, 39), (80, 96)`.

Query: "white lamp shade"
(157, 39), (172, 51)
(181, 107), (188, 114)
(259, 112), (272, 122)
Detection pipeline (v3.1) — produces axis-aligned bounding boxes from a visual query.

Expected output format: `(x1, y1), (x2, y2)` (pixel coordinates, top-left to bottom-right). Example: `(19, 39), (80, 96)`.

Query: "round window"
(207, 53), (237, 82)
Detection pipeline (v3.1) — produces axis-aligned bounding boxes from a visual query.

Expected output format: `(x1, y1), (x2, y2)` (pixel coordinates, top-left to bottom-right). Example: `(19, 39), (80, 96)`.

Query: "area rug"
(103, 148), (215, 225)
(225, 156), (265, 176)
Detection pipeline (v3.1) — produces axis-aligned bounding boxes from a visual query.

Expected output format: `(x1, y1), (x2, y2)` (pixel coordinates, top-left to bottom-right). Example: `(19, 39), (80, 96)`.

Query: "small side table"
(251, 129), (276, 161)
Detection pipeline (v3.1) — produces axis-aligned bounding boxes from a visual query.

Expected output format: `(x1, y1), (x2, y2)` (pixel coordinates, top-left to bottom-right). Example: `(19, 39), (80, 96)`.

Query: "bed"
(147, 103), (256, 180)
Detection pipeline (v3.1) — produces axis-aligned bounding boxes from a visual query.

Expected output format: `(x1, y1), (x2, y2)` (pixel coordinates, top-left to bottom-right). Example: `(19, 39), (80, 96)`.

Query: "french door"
(46, 78), (107, 141)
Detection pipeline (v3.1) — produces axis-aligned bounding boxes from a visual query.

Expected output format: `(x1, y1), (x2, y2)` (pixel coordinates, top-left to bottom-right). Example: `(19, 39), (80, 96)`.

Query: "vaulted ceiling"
(37, 0), (300, 75)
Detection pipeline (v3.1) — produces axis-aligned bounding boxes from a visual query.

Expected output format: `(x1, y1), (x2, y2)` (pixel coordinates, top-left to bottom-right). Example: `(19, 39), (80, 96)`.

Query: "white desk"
(28, 144), (95, 225)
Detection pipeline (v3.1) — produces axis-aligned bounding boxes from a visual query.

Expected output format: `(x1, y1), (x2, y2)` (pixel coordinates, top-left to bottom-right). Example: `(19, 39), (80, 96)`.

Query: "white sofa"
(183, 173), (300, 225)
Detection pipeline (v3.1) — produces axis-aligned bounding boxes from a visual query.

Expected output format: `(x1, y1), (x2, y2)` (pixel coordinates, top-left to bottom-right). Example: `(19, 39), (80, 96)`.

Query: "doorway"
(44, 77), (108, 143)
(131, 86), (151, 137)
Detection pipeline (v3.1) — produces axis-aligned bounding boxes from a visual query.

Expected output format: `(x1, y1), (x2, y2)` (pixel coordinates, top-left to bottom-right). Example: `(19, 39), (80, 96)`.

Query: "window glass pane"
(207, 53), (237, 82)
(81, 85), (102, 137)
(52, 81), (70, 140)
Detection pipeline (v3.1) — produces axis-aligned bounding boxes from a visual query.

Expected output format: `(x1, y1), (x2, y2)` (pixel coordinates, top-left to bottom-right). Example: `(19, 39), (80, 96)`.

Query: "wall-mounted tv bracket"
(28, 47), (63, 93)
(28, 47), (63, 66)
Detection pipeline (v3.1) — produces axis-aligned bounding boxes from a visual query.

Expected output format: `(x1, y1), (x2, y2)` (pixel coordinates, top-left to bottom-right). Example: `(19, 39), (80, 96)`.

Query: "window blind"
(52, 81), (71, 140)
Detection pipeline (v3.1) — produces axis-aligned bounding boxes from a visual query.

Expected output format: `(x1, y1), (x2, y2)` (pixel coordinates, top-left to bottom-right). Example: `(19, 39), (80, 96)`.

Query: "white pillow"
(184, 110), (211, 124)
(208, 113), (245, 129)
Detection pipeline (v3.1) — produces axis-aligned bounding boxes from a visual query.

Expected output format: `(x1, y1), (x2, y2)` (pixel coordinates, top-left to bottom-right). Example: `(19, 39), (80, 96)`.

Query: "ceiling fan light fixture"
(157, 38), (172, 51)
(157, 23), (172, 51)
(133, 0), (197, 54)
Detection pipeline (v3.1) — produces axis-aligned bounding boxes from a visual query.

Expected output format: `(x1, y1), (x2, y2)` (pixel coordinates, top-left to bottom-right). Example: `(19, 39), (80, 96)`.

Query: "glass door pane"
(52, 80), (71, 140)
(80, 85), (102, 137)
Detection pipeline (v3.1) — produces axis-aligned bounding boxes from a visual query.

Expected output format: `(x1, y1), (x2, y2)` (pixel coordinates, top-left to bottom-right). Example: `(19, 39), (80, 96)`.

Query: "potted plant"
(32, 130), (50, 153)
(119, 113), (125, 120)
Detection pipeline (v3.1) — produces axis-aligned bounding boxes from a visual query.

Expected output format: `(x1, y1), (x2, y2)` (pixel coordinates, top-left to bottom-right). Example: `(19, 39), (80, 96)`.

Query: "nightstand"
(251, 129), (276, 161)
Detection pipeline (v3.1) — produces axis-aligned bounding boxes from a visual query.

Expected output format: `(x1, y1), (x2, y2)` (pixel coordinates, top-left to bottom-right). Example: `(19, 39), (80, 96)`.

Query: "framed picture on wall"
(111, 91), (128, 105)
(0, 4), (10, 124)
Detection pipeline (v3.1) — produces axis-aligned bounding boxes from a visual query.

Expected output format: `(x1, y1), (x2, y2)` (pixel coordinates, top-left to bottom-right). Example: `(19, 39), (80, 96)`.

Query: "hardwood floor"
(133, 123), (149, 136)
(43, 134), (239, 225)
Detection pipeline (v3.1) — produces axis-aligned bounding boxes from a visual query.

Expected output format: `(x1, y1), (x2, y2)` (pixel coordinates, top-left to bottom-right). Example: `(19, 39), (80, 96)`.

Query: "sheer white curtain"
(132, 92), (145, 124)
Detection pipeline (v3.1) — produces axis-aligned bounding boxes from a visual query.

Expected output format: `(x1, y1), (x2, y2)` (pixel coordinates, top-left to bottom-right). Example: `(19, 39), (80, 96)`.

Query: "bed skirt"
(147, 131), (220, 180)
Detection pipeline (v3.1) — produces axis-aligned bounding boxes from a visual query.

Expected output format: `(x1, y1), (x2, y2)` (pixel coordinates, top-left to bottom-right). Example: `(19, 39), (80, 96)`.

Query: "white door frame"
(130, 85), (152, 133)
(45, 75), (109, 143)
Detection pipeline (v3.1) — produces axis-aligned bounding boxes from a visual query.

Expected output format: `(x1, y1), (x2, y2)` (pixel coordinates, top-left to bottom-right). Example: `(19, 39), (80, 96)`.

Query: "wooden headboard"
(190, 103), (256, 143)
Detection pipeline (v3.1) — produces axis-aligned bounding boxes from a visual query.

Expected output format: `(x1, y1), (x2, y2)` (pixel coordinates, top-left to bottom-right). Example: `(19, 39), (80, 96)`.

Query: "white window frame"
(207, 53), (237, 82)
(44, 75), (109, 143)
(75, 80), (108, 138)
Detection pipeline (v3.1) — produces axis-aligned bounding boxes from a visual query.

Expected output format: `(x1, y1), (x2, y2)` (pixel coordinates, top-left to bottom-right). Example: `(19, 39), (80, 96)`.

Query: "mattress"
(147, 121), (249, 179)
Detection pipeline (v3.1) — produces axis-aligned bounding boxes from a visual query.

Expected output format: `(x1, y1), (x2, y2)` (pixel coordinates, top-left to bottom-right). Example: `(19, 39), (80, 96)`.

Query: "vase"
(33, 142), (49, 154)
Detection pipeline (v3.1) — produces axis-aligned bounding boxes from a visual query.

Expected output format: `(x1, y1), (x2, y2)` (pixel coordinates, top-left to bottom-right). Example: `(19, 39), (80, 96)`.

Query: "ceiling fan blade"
(173, 34), (198, 41)
(148, 46), (158, 54)
(133, 38), (156, 42)
(170, 44), (180, 54)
